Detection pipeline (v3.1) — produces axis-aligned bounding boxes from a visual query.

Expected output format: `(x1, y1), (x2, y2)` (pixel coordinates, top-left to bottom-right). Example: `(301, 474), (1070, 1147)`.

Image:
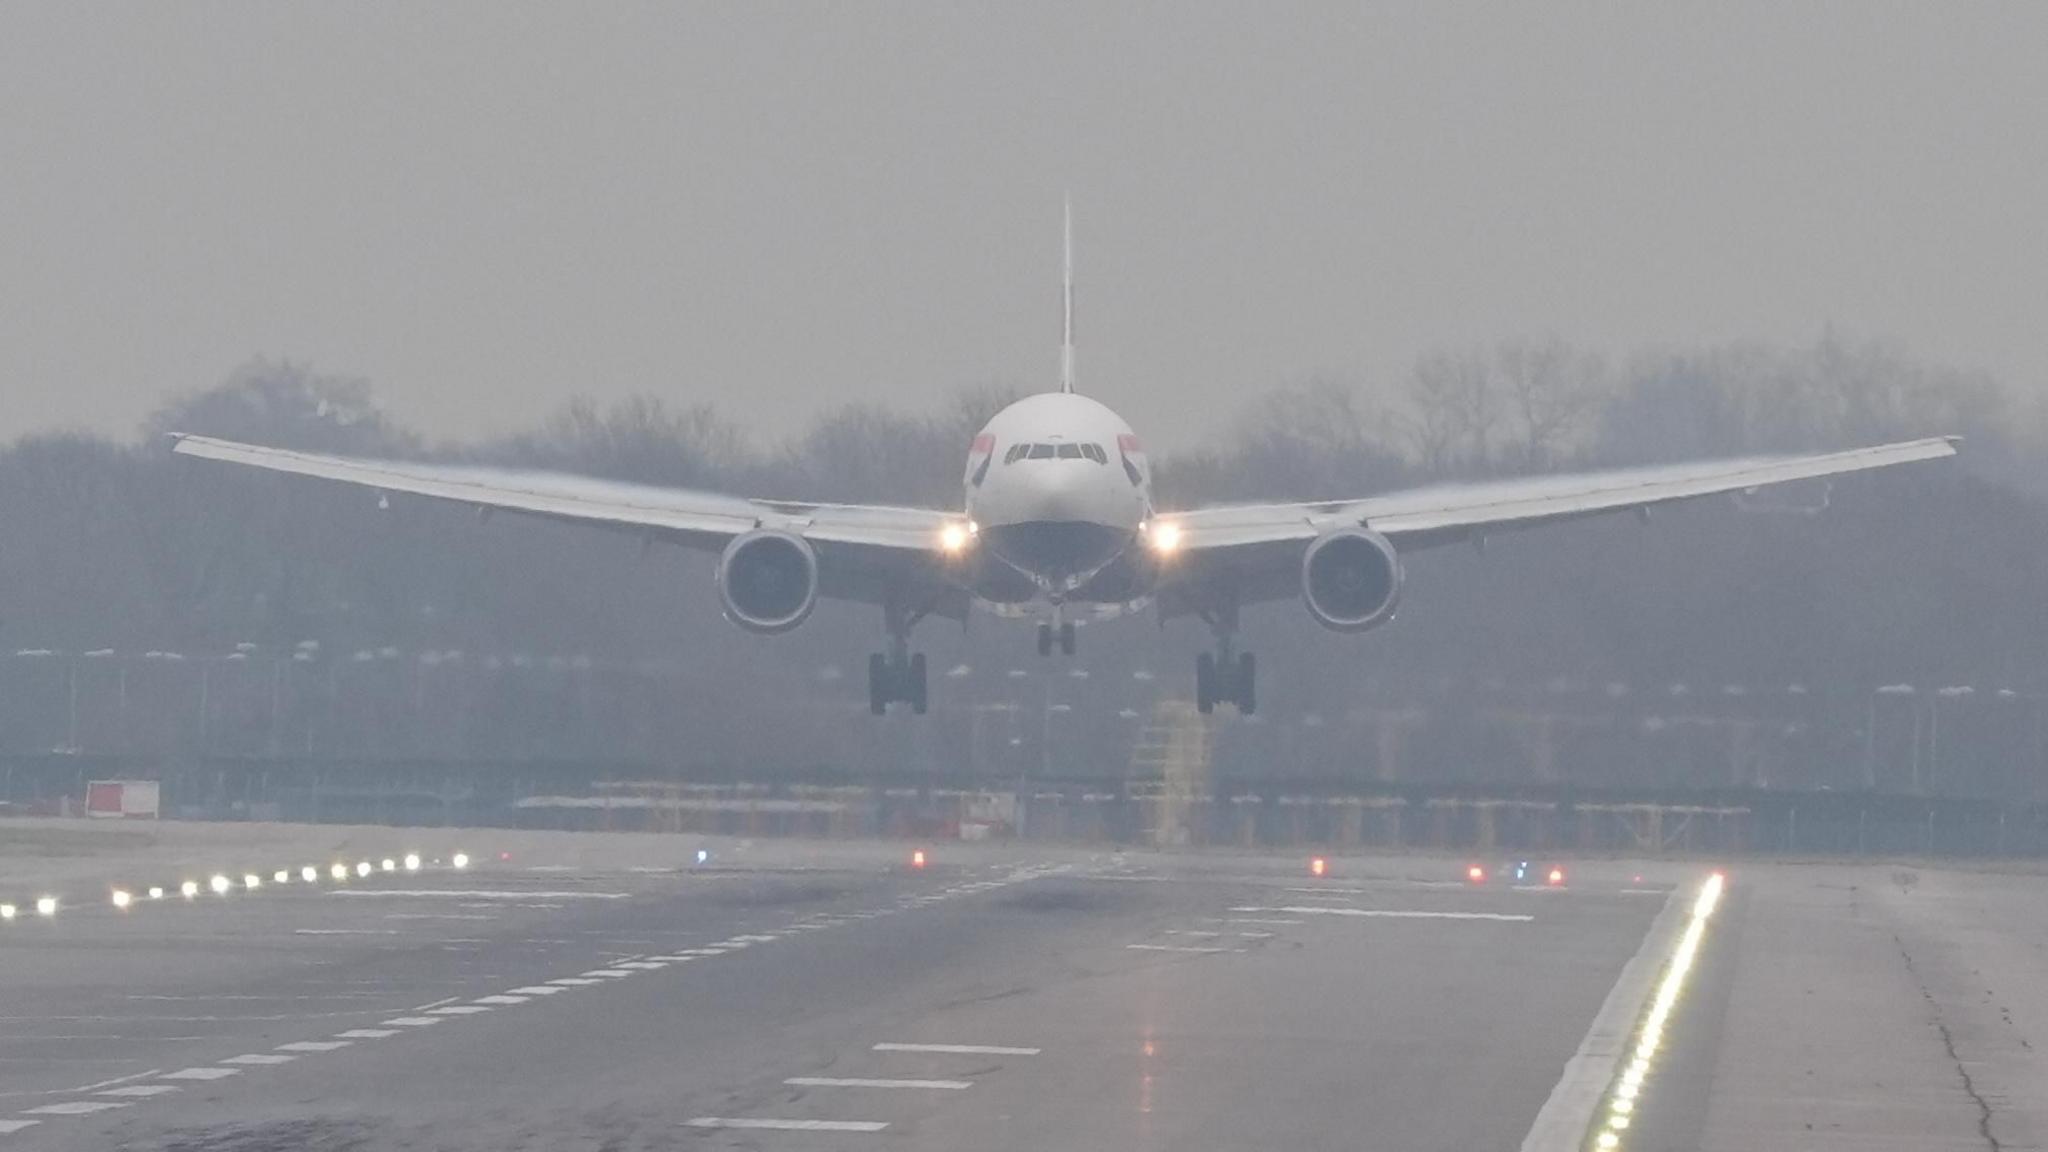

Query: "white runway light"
(209, 875), (231, 895)
(243, 874), (262, 890)
(148, 887), (164, 900)
(451, 852), (470, 870)
(381, 858), (396, 872)
(111, 889), (133, 909)
(35, 896), (57, 917)
(180, 880), (199, 899)
(355, 861), (373, 878)
(0, 903), (15, 921)
(403, 854), (421, 872)
(274, 870), (290, 884)
(302, 866), (319, 883)
(330, 863), (349, 881)
(1588, 871), (1725, 1152)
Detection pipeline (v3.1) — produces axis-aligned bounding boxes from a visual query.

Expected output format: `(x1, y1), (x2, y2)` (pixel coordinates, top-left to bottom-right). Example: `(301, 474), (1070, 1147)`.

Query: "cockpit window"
(1056, 442), (1084, 459)
(1027, 443), (1057, 460)
(1082, 443), (1107, 464)
(1003, 443), (1027, 464)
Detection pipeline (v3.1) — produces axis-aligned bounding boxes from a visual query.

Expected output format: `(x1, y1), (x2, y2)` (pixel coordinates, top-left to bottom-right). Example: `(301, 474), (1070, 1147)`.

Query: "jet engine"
(717, 531), (819, 634)
(1300, 527), (1402, 632)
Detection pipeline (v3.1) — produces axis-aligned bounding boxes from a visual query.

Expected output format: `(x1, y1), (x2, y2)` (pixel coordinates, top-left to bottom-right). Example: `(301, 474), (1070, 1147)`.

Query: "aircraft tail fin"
(1060, 195), (1076, 395)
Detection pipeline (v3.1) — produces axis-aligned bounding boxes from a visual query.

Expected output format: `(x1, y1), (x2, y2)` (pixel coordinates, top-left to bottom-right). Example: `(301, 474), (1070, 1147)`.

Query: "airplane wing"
(169, 434), (970, 614)
(1157, 436), (1959, 607)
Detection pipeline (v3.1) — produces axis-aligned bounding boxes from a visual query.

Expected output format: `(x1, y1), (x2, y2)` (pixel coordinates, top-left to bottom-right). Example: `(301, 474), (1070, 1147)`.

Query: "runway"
(1, 833), (2029, 1150)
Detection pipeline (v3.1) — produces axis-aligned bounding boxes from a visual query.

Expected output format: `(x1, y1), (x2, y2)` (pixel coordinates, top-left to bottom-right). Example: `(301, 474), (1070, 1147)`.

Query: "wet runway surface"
(0, 844), (1728, 1150)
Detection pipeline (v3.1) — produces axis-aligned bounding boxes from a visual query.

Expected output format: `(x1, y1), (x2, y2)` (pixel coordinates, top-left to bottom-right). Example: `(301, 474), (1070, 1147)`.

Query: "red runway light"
(1467, 864), (1486, 884)
(911, 849), (927, 869)
(1547, 867), (1565, 886)
(1310, 857), (1327, 878)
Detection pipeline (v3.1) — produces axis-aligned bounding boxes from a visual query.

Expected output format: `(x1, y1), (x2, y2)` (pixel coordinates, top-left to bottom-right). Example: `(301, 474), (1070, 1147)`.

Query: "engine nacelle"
(1301, 528), (1402, 633)
(717, 530), (819, 635)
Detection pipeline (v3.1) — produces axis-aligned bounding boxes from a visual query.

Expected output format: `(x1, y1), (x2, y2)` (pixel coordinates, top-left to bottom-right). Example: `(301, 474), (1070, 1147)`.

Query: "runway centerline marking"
(64, 1070), (160, 1093)
(785, 1077), (972, 1090)
(327, 889), (627, 900)
(415, 997), (461, 1011)
(276, 1041), (351, 1052)
(295, 928), (400, 936)
(0, 1120), (39, 1134)
(160, 1068), (239, 1081)
(427, 1005), (490, 1016)
(97, 1085), (179, 1098)
(1127, 943), (1235, 953)
(687, 1118), (889, 1132)
(222, 1054), (295, 1065)
(22, 1100), (129, 1115)
(1519, 883), (1689, 1152)
(873, 1043), (1041, 1056)
(505, 986), (566, 996)
(336, 1029), (400, 1039)
(1230, 906), (1535, 922)
(382, 1017), (444, 1027)
(471, 995), (530, 1005)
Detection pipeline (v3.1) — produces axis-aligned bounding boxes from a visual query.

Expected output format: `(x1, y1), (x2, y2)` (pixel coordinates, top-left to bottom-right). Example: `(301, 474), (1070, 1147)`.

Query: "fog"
(0, 339), (2041, 806)
(3, 5), (2046, 811)
(3, 4), (2045, 450)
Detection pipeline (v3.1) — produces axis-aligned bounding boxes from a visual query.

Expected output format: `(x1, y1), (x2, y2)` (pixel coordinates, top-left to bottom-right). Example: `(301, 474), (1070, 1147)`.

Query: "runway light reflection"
(1589, 870), (1724, 1152)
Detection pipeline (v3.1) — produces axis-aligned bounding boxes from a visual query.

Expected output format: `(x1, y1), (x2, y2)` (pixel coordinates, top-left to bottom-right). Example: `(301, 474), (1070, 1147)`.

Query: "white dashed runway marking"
(785, 1077), (972, 1090)
(872, 1042), (1041, 1056)
(1, 860), (1065, 1141)
(22, 1101), (128, 1116)
(1230, 906), (1536, 922)
(1127, 943), (1235, 954)
(687, 1117), (889, 1132)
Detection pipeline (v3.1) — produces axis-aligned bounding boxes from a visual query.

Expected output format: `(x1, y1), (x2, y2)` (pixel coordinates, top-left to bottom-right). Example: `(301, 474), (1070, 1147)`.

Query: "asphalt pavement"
(0, 838), (1693, 1151)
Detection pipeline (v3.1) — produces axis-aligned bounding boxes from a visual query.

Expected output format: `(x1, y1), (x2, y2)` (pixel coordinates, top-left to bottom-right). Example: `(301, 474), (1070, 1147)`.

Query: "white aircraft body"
(172, 209), (1958, 714)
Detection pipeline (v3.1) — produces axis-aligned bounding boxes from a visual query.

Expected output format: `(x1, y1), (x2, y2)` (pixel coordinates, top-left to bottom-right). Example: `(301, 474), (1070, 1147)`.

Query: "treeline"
(0, 336), (2043, 795)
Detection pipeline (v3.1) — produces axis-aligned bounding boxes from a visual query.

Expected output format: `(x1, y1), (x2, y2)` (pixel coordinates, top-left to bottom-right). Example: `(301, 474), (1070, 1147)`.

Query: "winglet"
(1060, 195), (1076, 395)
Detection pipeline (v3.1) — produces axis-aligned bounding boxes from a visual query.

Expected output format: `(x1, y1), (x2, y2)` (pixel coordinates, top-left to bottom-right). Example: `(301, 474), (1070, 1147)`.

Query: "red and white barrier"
(84, 779), (160, 819)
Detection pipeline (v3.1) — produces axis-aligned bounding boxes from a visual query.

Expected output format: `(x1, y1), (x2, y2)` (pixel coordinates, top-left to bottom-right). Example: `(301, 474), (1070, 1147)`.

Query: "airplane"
(171, 206), (1959, 716)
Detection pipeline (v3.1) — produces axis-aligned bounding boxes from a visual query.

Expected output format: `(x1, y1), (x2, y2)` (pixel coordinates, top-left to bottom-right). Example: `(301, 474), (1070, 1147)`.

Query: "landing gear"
(1194, 605), (1255, 715)
(1035, 620), (1077, 657)
(869, 602), (929, 715)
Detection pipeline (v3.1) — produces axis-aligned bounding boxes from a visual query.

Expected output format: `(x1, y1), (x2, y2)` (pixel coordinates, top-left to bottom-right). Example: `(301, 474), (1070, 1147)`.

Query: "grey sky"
(2, 2), (2043, 451)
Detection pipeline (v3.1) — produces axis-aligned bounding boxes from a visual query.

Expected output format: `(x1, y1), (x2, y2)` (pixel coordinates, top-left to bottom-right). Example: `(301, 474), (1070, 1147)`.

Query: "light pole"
(1930, 685), (1975, 793)
(1868, 684), (1915, 790)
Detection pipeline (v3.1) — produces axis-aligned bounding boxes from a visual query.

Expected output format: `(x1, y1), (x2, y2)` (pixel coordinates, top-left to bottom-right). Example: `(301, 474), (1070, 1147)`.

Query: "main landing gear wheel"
(869, 649), (928, 715)
(1038, 620), (1079, 657)
(1194, 647), (1255, 715)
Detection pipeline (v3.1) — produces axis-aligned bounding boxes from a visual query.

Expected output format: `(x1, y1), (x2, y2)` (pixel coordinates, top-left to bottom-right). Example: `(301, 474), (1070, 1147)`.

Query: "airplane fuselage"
(960, 392), (1157, 611)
